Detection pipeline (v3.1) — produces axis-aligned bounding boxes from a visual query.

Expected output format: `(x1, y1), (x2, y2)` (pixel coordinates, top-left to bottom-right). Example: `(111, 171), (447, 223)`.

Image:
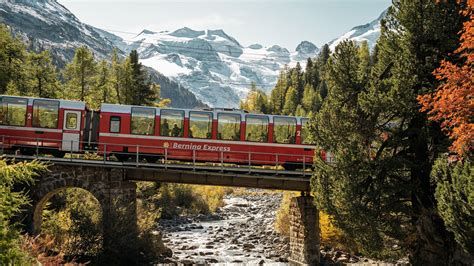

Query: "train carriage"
(97, 103), (317, 170)
(0, 95), (320, 170)
(0, 95), (86, 156)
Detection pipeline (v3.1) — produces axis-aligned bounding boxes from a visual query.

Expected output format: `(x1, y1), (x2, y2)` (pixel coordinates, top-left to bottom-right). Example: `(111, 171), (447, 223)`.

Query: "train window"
(65, 113), (78, 130)
(301, 118), (312, 144)
(245, 115), (268, 142)
(273, 116), (296, 144)
(0, 97), (27, 126)
(110, 116), (121, 133)
(32, 100), (59, 129)
(160, 109), (184, 137)
(218, 113), (241, 141)
(189, 111), (212, 139)
(131, 107), (155, 135)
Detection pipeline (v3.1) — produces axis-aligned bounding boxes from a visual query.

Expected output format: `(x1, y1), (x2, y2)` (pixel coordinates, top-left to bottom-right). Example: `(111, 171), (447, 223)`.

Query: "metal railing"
(0, 134), (314, 176)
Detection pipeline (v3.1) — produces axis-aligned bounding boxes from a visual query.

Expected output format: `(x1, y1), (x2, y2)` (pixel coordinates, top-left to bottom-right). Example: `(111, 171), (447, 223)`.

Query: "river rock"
(243, 243), (255, 249)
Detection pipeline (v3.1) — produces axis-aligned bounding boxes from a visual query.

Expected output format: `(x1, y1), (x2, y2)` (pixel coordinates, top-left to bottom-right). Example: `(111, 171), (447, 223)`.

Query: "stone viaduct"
(24, 162), (319, 265)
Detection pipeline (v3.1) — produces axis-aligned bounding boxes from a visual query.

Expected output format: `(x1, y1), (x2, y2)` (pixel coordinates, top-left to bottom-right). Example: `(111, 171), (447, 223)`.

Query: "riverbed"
(157, 191), (289, 264)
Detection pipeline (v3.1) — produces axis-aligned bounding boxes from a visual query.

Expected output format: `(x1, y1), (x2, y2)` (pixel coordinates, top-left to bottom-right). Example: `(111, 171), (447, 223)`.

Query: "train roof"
(100, 103), (309, 122)
(0, 95), (85, 110)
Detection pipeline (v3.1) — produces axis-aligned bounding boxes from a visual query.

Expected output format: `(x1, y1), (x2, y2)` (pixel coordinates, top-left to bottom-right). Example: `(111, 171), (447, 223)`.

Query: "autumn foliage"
(418, 0), (474, 156)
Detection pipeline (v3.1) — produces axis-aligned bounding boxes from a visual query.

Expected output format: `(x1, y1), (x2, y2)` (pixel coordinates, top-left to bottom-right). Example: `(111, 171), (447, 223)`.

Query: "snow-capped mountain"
(328, 9), (387, 51)
(113, 28), (319, 107)
(0, 0), (117, 66)
(1, 0), (386, 108)
(0, 0), (205, 108)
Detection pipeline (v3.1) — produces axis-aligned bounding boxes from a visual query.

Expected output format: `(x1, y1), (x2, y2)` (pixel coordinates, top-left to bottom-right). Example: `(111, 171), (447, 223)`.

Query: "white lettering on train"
(172, 142), (231, 152)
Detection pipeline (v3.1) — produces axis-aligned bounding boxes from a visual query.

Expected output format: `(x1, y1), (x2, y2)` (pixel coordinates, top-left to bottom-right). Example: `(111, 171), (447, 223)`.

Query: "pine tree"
(27, 51), (60, 98)
(270, 66), (289, 114)
(304, 58), (320, 89)
(302, 84), (322, 113)
(127, 50), (157, 106)
(240, 83), (269, 114)
(0, 159), (47, 264)
(0, 25), (28, 95)
(431, 157), (473, 255)
(357, 41), (371, 86)
(317, 80), (328, 100)
(317, 43), (330, 67)
(110, 49), (124, 104)
(64, 46), (96, 101)
(91, 60), (117, 109)
(312, 1), (469, 264)
(291, 62), (304, 102)
(282, 86), (298, 115)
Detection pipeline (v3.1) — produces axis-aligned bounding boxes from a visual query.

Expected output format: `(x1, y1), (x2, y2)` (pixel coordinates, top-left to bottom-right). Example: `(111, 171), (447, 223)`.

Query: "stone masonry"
(289, 196), (320, 265)
(26, 165), (138, 258)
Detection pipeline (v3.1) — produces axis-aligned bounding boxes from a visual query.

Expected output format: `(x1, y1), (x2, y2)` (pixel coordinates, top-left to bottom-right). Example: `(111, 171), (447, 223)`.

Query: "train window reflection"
(131, 107), (155, 135)
(273, 116), (296, 144)
(218, 113), (241, 141)
(161, 109), (184, 137)
(189, 111), (212, 139)
(245, 115), (268, 142)
(0, 97), (27, 127)
(32, 99), (59, 129)
(65, 113), (78, 130)
(110, 116), (121, 133)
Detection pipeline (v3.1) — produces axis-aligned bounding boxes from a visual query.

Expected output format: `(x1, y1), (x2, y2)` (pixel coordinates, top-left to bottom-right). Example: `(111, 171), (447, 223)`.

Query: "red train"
(0, 95), (320, 170)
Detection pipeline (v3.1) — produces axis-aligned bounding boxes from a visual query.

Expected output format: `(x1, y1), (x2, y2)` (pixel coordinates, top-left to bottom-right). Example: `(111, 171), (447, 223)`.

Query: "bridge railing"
(0, 135), (314, 176)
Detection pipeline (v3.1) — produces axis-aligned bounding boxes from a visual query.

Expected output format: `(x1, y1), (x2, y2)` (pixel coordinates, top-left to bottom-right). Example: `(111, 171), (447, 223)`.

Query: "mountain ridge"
(0, 0), (385, 108)
(0, 0), (206, 108)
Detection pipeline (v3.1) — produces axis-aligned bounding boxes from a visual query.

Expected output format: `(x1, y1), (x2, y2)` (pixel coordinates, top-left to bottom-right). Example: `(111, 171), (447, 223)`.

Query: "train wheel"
(20, 148), (35, 156)
(283, 163), (299, 171)
(114, 153), (130, 162)
(144, 156), (159, 164)
(52, 150), (65, 158)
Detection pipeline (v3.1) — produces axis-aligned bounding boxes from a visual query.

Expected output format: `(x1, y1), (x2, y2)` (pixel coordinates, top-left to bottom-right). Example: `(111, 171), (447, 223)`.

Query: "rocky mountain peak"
(139, 29), (157, 35)
(295, 41), (318, 54)
(170, 27), (205, 38)
(248, 44), (263, 49)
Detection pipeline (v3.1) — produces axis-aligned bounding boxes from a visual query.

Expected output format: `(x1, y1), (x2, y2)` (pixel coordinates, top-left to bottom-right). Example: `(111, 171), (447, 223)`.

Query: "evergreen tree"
(128, 50), (157, 106)
(0, 159), (46, 264)
(64, 46), (96, 101)
(317, 80), (328, 99)
(431, 157), (473, 256)
(282, 86), (298, 115)
(240, 83), (269, 113)
(92, 60), (116, 109)
(304, 58), (320, 89)
(302, 84), (322, 113)
(110, 49), (124, 104)
(357, 41), (371, 86)
(0, 25), (28, 95)
(270, 66), (289, 113)
(295, 104), (306, 117)
(291, 62), (304, 102)
(312, 1), (469, 264)
(317, 43), (331, 67)
(27, 51), (59, 98)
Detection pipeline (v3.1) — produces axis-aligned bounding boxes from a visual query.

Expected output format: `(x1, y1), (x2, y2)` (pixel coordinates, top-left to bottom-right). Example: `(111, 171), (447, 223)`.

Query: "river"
(157, 191), (289, 264)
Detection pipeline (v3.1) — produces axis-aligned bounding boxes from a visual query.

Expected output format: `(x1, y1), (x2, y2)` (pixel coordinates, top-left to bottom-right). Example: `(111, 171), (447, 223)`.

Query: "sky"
(58, 0), (391, 49)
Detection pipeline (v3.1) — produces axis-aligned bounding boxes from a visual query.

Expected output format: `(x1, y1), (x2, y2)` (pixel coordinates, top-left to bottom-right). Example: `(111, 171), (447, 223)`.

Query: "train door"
(62, 110), (82, 152)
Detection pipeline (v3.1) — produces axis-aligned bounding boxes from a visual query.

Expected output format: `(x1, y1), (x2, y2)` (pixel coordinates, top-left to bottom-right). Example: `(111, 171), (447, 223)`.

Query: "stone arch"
(25, 165), (138, 258)
(31, 179), (105, 235)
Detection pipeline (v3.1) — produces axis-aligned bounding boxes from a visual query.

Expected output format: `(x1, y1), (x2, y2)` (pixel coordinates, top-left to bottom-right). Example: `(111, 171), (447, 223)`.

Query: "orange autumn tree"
(418, 0), (474, 156)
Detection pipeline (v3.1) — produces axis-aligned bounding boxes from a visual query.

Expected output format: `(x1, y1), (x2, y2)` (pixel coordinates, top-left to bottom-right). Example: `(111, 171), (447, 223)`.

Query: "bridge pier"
(27, 166), (138, 259)
(289, 196), (320, 266)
